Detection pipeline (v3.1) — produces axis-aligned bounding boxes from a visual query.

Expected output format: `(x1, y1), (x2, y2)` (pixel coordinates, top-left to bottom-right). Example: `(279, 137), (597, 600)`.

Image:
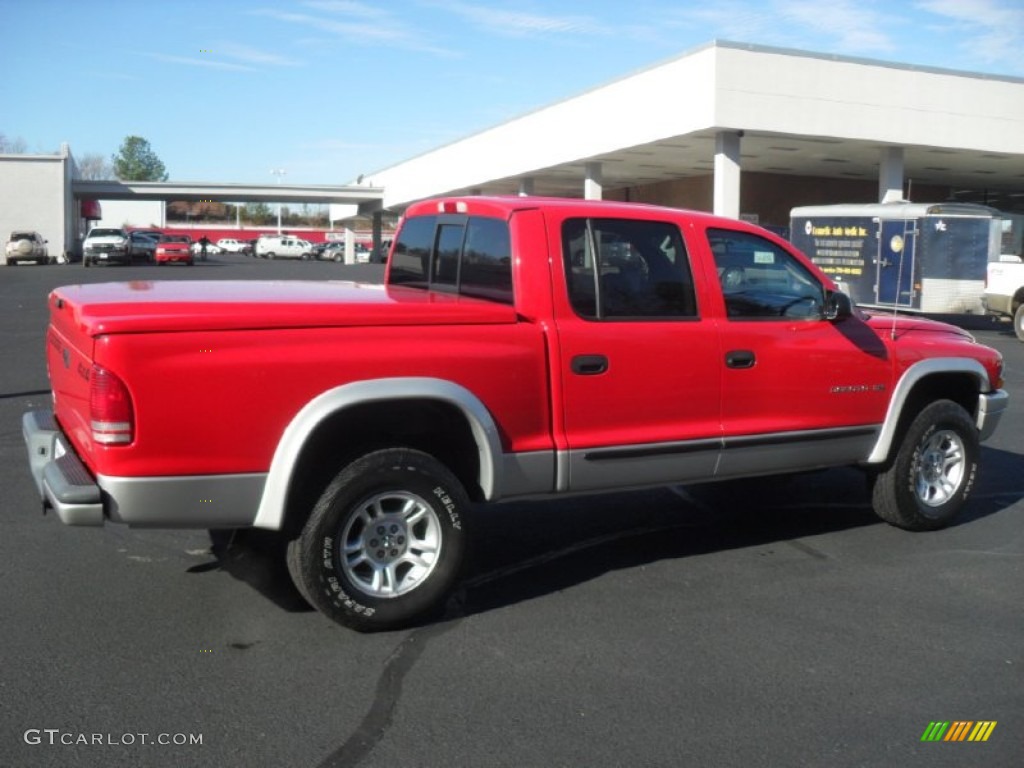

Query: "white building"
(359, 41), (1024, 229)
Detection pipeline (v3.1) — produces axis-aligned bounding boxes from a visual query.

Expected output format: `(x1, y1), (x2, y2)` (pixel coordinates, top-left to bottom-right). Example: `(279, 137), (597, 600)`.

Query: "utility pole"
(270, 168), (286, 233)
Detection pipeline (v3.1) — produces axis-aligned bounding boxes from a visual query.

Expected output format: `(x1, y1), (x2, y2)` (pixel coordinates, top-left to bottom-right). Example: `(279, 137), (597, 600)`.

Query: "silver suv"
(4, 231), (49, 265)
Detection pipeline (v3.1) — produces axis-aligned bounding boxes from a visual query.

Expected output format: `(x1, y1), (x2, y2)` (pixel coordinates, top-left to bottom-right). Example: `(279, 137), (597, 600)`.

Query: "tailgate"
(47, 291), (96, 467)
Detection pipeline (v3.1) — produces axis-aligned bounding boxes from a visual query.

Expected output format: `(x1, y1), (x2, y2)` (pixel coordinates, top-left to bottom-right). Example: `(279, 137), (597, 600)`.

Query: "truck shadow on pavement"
(190, 446), (1022, 625)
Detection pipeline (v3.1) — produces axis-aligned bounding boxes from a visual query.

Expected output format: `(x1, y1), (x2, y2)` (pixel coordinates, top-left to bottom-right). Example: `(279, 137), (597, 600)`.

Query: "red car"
(154, 235), (193, 265)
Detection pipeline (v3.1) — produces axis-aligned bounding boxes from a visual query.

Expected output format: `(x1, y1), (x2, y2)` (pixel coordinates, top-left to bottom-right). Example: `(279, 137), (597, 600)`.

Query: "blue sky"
(2, 0), (1022, 185)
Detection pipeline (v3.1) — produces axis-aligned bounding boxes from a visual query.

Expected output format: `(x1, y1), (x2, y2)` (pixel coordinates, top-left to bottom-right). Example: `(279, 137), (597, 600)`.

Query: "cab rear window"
(390, 215), (513, 304)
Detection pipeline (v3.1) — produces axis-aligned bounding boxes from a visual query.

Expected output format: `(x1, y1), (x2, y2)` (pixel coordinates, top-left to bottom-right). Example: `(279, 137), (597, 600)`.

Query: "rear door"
(551, 214), (722, 492)
(877, 219), (917, 307)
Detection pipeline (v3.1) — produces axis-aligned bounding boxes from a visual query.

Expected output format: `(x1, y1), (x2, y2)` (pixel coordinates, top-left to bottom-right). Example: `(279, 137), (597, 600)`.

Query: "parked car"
(319, 242), (345, 262)
(128, 231), (158, 263)
(155, 234), (193, 266)
(4, 231), (49, 265)
(310, 241), (331, 259)
(216, 238), (250, 254)
(22, 195), (1008, 633)
(82, 227), (132, 267)
(318, 242), (373, 263)
(254, 235), (312, 260)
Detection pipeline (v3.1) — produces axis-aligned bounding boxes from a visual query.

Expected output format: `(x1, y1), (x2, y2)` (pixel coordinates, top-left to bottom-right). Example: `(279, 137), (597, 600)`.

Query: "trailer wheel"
(1014, 304), (1024, 342)
(870, 400), (978, 531)
(287, 448), (468, 632)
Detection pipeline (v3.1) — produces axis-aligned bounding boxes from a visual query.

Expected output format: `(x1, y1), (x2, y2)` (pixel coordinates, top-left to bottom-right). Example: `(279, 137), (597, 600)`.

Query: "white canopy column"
(714, 131), (742, 219)
(584, 162), (603, 200)
(518, 178), (534, 196)
(879, 146), (905, 202)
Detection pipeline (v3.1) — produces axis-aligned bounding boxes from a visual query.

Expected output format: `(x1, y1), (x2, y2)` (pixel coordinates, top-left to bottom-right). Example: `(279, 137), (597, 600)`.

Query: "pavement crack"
(0, 388), (50, 401)
(317, 619), (460, 768)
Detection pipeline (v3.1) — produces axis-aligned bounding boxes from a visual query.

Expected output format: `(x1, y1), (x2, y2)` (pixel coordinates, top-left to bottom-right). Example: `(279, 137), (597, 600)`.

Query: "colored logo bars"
(921, 721), (997, 742)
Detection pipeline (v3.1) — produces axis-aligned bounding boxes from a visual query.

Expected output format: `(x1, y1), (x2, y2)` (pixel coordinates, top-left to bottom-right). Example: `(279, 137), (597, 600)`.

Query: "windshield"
(89, 229), (124, 238)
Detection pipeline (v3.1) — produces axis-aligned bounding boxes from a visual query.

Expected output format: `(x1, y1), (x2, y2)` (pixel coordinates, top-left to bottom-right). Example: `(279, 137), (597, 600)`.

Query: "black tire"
(871, 400), (978, 531)
(287, 448), (468, 632)
(83, 258), (91, 268)
(266, 252), (275, 260)
(1014, 304), (1024, 342)
(334, 253), (343, 263)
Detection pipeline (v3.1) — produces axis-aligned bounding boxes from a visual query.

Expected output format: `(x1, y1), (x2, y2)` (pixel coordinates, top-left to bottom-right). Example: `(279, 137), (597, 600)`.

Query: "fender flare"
(252, 377), (503, 529)
(865, 357), (990, 464)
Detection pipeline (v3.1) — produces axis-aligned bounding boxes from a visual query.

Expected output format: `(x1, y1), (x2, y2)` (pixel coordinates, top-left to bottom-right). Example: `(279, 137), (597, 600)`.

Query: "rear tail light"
(90, 364), (134, 444)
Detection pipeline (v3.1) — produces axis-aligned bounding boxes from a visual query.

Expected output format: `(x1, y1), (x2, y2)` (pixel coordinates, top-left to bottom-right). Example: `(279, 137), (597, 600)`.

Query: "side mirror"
(824, 290), (853, 321)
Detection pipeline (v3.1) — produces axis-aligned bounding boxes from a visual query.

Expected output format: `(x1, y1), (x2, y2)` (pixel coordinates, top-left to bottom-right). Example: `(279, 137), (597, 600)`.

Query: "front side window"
(562, 218), (697, 320)
(708, 228), (824, 319)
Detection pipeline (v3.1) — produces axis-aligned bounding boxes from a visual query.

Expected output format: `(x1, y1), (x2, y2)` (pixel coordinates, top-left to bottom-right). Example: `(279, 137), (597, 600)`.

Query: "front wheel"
(1014, 304), (1024, 342)
(870, 400), (978, 531)
(287, 448), (468, 632)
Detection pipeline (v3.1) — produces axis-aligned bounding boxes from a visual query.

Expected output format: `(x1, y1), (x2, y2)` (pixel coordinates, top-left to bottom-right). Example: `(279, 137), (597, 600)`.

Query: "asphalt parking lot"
(1, 254), (1021, 768)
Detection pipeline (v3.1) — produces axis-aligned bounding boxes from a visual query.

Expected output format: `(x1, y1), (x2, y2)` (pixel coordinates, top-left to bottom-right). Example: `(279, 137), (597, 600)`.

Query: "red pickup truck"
(23, 196), (1008, 631)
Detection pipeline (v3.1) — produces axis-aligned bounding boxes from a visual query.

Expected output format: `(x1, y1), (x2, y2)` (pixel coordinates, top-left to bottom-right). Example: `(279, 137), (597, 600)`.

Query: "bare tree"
(78, 152), (115, 180)
(0, 133), (28, 153)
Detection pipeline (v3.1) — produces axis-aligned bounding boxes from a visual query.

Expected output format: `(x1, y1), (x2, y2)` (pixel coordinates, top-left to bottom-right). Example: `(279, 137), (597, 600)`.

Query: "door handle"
(725, 350), (756, 369)
(571, 355), (608, 375)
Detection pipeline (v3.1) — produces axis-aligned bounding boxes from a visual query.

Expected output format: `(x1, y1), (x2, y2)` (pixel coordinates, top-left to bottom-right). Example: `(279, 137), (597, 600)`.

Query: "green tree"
(111, 136), (169, 181)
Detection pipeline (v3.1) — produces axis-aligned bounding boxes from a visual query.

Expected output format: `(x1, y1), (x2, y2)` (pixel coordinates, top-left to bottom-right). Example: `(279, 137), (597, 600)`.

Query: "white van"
(255, 235), (312, 260)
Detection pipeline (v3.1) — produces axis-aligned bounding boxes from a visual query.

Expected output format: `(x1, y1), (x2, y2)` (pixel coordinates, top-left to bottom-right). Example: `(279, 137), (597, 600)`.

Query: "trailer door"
(877, 220), (916, 307)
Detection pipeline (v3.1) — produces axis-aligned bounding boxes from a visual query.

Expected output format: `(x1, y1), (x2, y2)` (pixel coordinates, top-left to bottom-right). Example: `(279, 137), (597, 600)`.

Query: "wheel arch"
(866, 358), (989, 464)
(252, 378), (503, 531)
(1012, 287), (1024, 313)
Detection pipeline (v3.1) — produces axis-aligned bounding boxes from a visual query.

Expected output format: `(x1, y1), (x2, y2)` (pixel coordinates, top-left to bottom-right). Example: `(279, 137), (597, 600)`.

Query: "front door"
(704, 225), (893, 479)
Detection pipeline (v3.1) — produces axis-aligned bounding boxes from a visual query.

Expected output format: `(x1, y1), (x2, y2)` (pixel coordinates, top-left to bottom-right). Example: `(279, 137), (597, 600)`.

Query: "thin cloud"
(300, 0), (391, 20)
(252, 6), (459, 57)
(216, 42), (303, 67)
(147, 53), (257, 72)
(663, 0), (900, 55)
(429, 1), (614, 38)
(776, 0), (897, 53)
(915, 0), (1024, 71)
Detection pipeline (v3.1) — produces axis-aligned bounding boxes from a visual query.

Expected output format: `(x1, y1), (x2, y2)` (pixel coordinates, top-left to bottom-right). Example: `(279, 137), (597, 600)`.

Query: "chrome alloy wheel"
(340, 491), (442, 599)
(914, 429), (966, 508)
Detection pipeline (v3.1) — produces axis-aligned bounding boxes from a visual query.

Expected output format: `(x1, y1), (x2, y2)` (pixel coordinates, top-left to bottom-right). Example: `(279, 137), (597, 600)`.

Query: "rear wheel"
(287, 448), (468, 632)
(871, 400), (978, 531)
(267, 252), (275, 260)
(1014, 304), (1024, 342)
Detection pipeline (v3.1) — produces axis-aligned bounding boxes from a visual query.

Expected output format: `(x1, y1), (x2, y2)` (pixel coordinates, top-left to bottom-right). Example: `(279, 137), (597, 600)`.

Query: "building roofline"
(364, 39), (1024, 184)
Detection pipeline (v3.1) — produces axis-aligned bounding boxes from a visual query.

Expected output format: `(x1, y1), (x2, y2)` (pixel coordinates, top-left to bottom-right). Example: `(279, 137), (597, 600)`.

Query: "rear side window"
(562, 218), (697, 320)
(390, 215), (513, 304)
(390, 216), (437, 289)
